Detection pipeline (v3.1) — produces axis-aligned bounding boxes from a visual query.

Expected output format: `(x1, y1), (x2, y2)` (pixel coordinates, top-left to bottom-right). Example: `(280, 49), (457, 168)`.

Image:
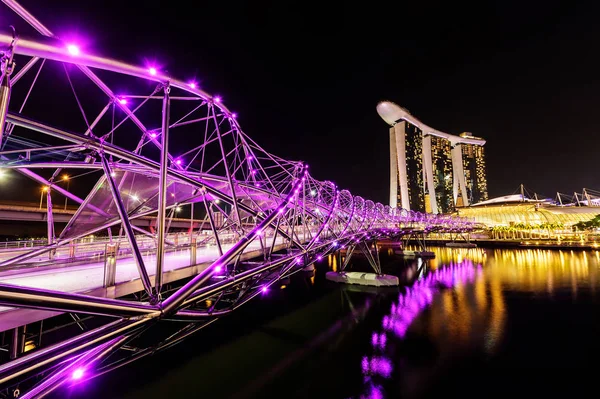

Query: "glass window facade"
(405, 122), (424, 212)
(431, 136), (454, 213)
(460, 134), (488, 205)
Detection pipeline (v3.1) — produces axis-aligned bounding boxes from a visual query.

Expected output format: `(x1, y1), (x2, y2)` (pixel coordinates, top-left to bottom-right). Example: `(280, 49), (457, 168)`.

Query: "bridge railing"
(0, 239), (47, 250)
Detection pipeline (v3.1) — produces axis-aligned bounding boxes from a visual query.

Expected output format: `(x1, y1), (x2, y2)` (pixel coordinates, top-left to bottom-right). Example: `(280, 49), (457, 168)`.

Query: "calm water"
(60, 246), (600, 399)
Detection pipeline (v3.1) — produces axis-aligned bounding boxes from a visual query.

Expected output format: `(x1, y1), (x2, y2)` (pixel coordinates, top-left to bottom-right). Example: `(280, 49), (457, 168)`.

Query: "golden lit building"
(377, 101), (488, 213)
(431, 136), (454, 213)
(460, 132), (488, 204)
(456, 195), (600, 226)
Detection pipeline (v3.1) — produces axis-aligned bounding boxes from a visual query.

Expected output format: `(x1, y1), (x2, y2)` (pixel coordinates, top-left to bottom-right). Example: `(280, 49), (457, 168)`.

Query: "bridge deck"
(0, 234), (298, 330)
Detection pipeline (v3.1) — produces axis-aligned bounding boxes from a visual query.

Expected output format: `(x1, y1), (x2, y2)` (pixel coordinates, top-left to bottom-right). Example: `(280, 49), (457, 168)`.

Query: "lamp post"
(62, 174), (70, 210)
(39, 186), (48, 209)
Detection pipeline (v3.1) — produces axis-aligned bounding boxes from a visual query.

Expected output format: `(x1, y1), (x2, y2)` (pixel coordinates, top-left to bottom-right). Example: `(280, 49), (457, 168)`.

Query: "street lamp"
(39, 186), (49, 209)
(62, 174), (70, 210)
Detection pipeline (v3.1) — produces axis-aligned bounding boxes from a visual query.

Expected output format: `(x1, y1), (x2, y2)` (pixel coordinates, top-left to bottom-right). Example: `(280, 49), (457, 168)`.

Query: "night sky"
(6, 0), (600, 204)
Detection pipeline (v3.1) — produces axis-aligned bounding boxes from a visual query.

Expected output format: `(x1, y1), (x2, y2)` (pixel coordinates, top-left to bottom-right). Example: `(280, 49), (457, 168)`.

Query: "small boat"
(325, 271), (399, 287)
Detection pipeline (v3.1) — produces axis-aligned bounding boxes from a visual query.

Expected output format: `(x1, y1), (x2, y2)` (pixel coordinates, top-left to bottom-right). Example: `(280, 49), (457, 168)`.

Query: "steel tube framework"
(0, 1), (475, 396)
(155, 83), (170, 298)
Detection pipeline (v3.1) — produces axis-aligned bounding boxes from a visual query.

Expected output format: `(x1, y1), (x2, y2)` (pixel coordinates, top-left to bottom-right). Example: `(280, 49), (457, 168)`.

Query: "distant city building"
(457, 194), (600, 227)
(377, 101), (488, 213)
(430, 135), (454, 213)
(460, 132), (488, 205)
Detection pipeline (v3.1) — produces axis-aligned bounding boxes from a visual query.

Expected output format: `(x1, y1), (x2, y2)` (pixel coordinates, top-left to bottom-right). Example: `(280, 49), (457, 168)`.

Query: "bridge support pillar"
(103, 243), (119, 287)
(359, 241), (382, 275)
(46, 189), (55, 260)
(9, 326), (25, 360)
(190, 238), (197, 265)
(69, 241), (76, 258)
(341, 244), (356, 271)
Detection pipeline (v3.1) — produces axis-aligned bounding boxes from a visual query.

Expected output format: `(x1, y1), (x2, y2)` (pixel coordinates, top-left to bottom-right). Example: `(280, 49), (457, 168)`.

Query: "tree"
(573, 215), (600, 231)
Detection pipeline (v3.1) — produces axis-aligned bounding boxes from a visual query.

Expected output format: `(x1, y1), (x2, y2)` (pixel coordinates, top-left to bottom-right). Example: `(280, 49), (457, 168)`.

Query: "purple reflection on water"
(361, 356), (392, 378)
(368, 385), (384, 399)
(383, 264), (480, 339)
(356, 262), (483, 398)
(371, 333), (387, 349)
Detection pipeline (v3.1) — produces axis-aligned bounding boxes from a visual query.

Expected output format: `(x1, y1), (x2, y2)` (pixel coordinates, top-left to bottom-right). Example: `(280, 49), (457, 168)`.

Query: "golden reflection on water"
(431, 247), (599, 293)
(327, 253), (340, 273)
(422, 247), (600, 355)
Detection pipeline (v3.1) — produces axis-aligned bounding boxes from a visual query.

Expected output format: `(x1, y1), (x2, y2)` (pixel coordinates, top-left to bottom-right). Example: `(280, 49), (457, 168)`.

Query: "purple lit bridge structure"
(0, 1), (474, 396)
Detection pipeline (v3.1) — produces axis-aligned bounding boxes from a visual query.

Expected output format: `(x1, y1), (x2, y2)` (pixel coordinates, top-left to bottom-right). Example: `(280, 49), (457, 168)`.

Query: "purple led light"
(175, 159), (182, 165)
(232, 113), (237, 118)
(261, 286), (268, 293)
(72, 368), (84, 380)
(150, 133), (157, 138)
(148, 67), (157, 76)
(215, 265), (222, 273)
(118, 98), (127, 105)
(67, 44), (80, 56)
(189, 82), (196, 89)
(214, 96), (221, 103)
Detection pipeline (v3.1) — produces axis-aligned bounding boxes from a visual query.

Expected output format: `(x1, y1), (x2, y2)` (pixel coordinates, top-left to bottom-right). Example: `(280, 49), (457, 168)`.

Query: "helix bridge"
(0, 0), (474, 396)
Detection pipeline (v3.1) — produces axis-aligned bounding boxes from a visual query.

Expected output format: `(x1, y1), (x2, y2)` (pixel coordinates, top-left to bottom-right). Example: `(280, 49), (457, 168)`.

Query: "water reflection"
(356, 261), (482, 399)
(431, 247), (600, 295)
(355, 247), (600, 399)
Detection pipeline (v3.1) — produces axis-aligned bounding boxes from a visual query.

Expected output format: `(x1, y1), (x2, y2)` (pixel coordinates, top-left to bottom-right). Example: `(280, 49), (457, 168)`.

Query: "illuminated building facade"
(456, 195), (600, 227)
(405, 122), (425, 211)
(377, 101), (488, 213)
(430, 135), (454, 213)
(460, 132), (488, 204)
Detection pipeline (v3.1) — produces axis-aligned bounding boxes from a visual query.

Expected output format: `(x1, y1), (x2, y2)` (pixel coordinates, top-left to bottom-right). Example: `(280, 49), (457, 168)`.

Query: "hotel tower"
(377, 101), (488, 213)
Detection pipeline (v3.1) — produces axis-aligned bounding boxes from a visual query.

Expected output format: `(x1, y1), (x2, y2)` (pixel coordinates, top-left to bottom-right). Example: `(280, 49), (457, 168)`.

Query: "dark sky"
(8, 0), (600, 203)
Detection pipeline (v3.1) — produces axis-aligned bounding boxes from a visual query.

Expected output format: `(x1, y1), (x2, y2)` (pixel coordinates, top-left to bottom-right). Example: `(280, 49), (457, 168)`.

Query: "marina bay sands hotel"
(377, 101), (488, 214)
